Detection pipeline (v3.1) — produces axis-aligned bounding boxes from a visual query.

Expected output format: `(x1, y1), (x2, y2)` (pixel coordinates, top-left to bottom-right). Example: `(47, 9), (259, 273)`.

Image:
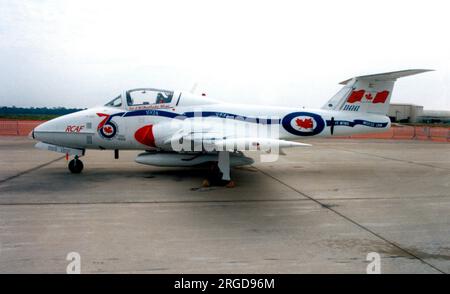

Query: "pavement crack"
(330, 147), (450, 171)
(0, 156), (65, 185)
(1, 194), (448, 206)
(254, 166), (447, 274)
(0, 198), (312, 206)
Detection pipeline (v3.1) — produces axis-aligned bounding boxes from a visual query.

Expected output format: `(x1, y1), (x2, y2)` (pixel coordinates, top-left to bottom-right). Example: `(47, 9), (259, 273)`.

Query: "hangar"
(388, 103), (450, 124)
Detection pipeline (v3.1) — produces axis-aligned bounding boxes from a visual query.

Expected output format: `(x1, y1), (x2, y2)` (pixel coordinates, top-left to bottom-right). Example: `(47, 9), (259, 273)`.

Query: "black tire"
(206, 163), (230, 186)
(68, 159), (84, 174)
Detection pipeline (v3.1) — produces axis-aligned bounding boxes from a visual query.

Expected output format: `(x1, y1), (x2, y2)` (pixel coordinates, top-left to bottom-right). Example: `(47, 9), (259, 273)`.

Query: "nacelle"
(135, 152), (254, 167)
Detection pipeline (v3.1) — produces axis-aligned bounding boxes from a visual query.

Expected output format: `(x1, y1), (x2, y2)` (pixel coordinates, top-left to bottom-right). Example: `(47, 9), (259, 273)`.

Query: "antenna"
(190, 82), (198, 94)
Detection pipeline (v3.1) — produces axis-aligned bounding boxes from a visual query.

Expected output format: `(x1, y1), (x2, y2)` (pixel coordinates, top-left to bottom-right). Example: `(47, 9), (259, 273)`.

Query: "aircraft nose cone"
(28, 129), (35, 139)
(31, 120), (50, 141)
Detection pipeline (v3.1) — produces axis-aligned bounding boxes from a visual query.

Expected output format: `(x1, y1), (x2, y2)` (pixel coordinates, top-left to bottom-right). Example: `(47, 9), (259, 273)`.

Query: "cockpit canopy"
(104, 88), (175, 108)
(104, 87), (220, 109)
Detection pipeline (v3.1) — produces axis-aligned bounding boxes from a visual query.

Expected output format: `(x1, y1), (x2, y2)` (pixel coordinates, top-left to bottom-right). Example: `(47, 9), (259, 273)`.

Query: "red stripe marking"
(96, 113), (110, 129)
(134, 125), (156, 147)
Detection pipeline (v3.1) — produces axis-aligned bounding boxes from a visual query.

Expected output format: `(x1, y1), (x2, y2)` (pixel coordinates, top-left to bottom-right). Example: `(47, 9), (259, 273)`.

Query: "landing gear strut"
(202, 151), (235, 188)
(68, 155), (84, 174)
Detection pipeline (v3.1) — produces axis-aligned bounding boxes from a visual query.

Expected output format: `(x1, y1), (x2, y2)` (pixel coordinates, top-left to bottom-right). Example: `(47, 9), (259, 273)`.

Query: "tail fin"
(321, 69), (433, 115)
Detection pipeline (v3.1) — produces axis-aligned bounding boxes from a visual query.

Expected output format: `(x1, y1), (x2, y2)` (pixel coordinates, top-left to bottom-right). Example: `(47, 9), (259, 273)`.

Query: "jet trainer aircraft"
(31, 69), (431, 186)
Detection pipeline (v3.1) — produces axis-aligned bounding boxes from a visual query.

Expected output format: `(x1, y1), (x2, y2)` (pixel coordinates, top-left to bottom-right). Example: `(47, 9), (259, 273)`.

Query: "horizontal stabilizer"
(339, 69), (433, 85)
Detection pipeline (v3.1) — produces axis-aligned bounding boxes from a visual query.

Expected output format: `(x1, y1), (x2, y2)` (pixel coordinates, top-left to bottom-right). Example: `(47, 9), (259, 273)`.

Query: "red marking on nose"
(96, 113), (110, 129)
(134, 125), (156, 147)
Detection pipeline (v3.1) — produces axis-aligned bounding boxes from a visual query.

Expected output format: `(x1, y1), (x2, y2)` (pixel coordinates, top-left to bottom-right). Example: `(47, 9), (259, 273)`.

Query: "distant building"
(388, 103), (450, 124)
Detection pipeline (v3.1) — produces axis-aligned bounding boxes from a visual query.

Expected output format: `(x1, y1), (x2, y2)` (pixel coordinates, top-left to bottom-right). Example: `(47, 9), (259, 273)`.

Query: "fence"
(0, 120), (45, 136)
(0, 120), (449, 142)
(342, 125), (450, 142)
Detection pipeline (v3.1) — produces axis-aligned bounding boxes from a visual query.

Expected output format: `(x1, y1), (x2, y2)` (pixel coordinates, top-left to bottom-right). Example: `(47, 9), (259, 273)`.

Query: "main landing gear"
(68, 155), (84, 174)
(202, 151), (235, 188)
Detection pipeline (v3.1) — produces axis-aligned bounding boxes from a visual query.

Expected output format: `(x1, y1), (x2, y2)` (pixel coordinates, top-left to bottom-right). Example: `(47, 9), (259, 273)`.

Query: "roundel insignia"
(97, 113), (118, 139)
(100, 121), (117, 139)
(282, 112), (325, 136)
(99, 121), (117, 139)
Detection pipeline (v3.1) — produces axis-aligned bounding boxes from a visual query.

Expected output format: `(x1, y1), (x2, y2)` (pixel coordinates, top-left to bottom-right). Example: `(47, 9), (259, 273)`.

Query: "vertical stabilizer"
(321, 69), (432, 115)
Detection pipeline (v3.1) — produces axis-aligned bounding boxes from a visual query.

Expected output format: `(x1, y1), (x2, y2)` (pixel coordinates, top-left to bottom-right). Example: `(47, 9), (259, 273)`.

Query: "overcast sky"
(0, 0), (449, 110)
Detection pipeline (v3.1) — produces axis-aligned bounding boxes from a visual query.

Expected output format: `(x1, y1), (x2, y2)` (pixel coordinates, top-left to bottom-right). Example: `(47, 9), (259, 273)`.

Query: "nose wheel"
(68, 155), (84, 174)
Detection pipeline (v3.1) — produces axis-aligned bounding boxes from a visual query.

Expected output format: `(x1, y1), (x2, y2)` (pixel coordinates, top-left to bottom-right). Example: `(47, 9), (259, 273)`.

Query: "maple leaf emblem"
(295, 118), (313, 129)
(103, 126), (113, 134)
(365, 93), (373, 100)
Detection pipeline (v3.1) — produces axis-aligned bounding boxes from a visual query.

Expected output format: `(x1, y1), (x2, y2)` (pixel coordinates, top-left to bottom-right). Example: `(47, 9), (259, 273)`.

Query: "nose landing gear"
(68, 155), (84, 174)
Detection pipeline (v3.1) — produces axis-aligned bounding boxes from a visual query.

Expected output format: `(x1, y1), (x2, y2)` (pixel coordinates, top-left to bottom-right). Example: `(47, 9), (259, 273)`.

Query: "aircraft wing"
(162, 119), (311, 153)
(213, 137), (311, 152)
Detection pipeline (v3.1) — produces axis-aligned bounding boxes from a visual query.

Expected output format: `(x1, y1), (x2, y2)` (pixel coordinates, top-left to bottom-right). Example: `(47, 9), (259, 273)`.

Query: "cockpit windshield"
(126, 88), (174, 106)
(104, 95), (122, 108)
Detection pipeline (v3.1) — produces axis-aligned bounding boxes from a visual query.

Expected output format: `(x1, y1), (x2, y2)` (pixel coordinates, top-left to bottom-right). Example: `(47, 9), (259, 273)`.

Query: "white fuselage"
(32, 93), (391, 151)
(30, 69), (430, 173)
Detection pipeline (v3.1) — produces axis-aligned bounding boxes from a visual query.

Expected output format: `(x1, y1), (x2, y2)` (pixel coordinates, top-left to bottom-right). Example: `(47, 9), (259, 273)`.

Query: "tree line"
(0, 106), (84, 116)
